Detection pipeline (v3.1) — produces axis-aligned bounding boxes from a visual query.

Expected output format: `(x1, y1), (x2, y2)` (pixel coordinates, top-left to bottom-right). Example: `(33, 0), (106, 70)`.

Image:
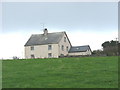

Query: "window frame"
(31, 46), (34, 50)
(48, 53), (52, 58)
(64, 37), (66, 42)
(48, 45), (52, 50)
(31, 54), (35, 58)
(62, 45), (64, 51)
(66, 46), (69, 51)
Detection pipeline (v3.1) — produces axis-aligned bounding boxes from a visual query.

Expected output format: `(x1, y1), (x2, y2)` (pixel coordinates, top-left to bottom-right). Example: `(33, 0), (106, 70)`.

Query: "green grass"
(2, 56), (118, 88)
(0, 60), (2, 89)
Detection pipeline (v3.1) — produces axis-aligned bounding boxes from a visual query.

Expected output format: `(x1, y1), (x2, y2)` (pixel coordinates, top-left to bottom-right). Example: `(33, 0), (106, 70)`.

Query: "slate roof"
(69, 45), (91, 53)
(25, 32), (67, 46)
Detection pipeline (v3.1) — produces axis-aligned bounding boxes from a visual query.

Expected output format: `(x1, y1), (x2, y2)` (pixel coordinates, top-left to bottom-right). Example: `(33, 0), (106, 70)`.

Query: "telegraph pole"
(115, 38), (118, 45)
(115, 38), (118, 55)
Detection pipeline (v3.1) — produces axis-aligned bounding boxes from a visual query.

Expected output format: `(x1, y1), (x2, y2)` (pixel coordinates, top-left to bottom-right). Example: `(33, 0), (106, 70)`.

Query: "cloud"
(0, 32), (30, 59)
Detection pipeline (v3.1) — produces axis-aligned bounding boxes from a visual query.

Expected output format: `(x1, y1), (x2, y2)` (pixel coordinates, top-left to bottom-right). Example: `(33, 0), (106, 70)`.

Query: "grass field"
(2, 56), (118, 88)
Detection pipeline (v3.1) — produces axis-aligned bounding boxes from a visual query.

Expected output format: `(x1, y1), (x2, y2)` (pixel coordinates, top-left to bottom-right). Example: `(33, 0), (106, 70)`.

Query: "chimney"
(43, 28), (48, 35)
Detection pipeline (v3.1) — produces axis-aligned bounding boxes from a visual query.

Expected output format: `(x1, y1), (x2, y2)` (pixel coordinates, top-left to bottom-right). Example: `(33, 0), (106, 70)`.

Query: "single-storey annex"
(24, 28), (92, 59)
(68, 45), (92, 56)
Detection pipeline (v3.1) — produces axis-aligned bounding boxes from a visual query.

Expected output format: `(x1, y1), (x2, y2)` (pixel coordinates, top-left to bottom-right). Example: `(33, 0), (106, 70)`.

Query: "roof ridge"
(31, 31), (65, 35)
(72, 45), (89, 47)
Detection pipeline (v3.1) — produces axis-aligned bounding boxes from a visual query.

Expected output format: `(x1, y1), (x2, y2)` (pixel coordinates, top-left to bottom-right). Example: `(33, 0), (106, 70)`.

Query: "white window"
(66, 46), (69, 51)
(48, 53), (52, 58)
(64, 37), (66, 42)
(62, 45), (64, 51)
(31, 46), (34, 50)
(48, 45), (52, 50)
(31, 54), (35, 58)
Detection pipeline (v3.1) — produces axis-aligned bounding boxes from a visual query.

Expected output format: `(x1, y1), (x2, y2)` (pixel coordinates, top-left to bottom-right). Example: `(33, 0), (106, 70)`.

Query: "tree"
(101, 40), (118, 56)
(102, 41), (110, 48)
(92, 50), (104, 56)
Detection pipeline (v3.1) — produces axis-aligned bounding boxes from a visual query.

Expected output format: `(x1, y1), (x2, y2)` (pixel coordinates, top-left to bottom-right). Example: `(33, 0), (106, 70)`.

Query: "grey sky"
(1, 0), (119, 2)
(2, 2), (117, 33)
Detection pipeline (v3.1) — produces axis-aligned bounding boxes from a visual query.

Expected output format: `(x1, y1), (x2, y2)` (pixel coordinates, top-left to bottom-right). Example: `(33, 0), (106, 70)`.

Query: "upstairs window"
(64, 37), (66, 42)
(48, 45), (52, 50)
(62, 45), (64, 51)
(66, 46), (69, 51)
(31, 46), (34, 50)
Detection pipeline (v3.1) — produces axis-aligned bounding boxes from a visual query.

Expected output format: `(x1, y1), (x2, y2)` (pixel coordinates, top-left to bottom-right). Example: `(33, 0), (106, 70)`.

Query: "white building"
(24, 28), (92, 59)
(68, 45), (92, 56)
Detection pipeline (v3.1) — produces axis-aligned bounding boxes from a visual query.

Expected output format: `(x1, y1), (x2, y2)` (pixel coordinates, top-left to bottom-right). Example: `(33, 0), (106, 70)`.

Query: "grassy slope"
(0, 60), (2, 89)
(2, 56), (118, 88)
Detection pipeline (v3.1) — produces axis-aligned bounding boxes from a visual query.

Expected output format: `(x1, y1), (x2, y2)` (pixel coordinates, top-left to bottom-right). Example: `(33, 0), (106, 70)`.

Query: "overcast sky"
(0, 2), (118, 59)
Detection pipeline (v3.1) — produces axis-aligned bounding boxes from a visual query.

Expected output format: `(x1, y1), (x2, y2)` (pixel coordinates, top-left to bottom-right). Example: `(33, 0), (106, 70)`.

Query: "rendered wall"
(68, 49), (92, 56)
(25, 44), (59, 59)
(58, 33), (71, 56)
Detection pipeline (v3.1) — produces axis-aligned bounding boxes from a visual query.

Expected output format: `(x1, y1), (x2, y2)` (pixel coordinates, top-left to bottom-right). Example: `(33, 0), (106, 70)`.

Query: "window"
(48, 45), (52, 50)
(31, 54), (35, 58)
(48, 53), (52, 58)
(64, 37), (66, 42)
(62, 45), (64, 51)
(31, 46), (34, 50)
(66, 46), (69, 51)
(60, 54), (64, 57)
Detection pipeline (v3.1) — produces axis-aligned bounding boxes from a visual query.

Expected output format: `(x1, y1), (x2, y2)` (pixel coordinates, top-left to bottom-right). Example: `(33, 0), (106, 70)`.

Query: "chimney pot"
(43, 28), (48, 35)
